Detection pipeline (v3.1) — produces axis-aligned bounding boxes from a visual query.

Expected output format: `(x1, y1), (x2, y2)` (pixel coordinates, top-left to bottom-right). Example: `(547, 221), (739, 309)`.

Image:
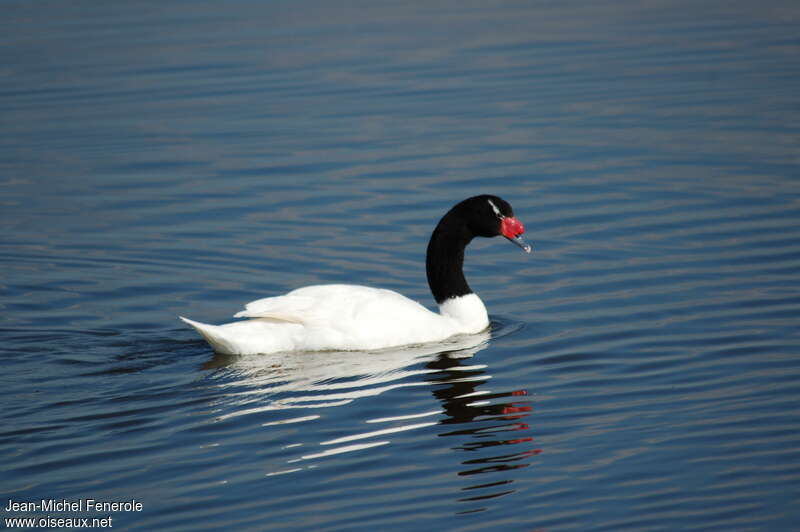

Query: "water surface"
(2, 1), (800, 530)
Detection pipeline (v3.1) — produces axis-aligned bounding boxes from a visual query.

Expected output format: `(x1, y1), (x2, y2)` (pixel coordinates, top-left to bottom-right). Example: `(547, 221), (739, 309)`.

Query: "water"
(2, 1), (800, 530)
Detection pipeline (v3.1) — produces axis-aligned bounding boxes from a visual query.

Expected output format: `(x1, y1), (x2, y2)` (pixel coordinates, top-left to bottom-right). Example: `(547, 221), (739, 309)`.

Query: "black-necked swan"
(180, 195), (531, 355)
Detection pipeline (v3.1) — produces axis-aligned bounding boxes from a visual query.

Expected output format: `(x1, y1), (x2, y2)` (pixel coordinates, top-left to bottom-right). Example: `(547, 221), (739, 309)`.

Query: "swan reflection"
(201, 331), (490, 416)
(200, 324), (539, 511)
(424, 350), (539, 510)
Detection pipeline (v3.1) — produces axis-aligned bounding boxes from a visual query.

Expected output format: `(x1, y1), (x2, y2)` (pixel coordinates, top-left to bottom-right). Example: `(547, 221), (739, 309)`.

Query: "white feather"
(180, 284), (488, 355)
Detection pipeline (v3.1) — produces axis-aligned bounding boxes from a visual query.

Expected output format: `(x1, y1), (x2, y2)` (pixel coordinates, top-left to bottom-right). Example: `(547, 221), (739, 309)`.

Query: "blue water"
(2, 1), (800, 530)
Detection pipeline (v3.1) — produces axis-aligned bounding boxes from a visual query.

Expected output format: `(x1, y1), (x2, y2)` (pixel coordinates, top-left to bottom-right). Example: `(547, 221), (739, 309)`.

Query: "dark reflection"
(195, 320), (539, 513)
(426, 348), (540, 512)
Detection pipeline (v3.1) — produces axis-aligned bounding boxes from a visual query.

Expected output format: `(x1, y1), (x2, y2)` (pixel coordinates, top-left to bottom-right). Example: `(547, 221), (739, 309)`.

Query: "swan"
(180, 195), (531, 355)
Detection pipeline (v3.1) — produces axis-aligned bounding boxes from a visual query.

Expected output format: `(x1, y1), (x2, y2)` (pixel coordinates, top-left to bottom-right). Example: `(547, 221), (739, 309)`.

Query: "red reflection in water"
(425, 356), (542, 512)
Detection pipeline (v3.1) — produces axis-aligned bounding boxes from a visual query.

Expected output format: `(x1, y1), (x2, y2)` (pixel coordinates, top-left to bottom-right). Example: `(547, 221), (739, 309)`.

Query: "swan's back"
(183, 284), (462, 355)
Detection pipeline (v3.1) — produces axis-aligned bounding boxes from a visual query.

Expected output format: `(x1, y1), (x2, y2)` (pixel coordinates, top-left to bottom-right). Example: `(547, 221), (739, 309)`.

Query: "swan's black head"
(451, 195), (532, 252)
(426, 194), (531, 304)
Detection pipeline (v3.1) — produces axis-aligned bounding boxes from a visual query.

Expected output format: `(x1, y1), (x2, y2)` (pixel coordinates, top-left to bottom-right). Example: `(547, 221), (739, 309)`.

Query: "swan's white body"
(180, 284), (489, 355)
(181, 195), (530, 356)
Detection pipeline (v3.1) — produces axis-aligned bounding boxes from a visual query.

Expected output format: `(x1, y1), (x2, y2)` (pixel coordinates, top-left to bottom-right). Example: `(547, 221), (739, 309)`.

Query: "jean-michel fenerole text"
(5, 498), (143, 513)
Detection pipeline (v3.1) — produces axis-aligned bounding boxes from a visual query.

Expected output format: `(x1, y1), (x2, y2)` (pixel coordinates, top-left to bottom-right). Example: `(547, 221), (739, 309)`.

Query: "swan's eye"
(487, 199), (505, 220)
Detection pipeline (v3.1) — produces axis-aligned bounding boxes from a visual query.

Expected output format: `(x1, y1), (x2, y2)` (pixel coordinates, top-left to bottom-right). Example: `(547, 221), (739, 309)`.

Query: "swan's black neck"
(426, 209), (475, 305)
(425, 195), (518, 305)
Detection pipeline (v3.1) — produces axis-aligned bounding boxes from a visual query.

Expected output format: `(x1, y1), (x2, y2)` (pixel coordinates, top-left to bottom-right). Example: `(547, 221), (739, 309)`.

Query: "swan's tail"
(179, 316), (239, 355)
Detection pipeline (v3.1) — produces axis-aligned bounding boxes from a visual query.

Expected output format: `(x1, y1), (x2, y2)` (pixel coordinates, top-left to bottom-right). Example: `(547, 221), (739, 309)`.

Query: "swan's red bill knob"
(501, 216), (532, 253)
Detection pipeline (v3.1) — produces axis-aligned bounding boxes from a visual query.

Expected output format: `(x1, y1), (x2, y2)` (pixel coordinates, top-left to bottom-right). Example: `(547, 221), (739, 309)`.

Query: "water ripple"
(1, 1), (799, 530)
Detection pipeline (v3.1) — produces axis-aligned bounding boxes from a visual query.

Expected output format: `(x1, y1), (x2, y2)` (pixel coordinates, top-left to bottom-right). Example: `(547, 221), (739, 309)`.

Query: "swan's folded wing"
(233, 295), (316, 323)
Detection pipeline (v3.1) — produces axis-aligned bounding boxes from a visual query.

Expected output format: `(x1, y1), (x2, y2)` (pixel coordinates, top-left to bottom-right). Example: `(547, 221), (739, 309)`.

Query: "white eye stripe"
(487, 199), (504, 219)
